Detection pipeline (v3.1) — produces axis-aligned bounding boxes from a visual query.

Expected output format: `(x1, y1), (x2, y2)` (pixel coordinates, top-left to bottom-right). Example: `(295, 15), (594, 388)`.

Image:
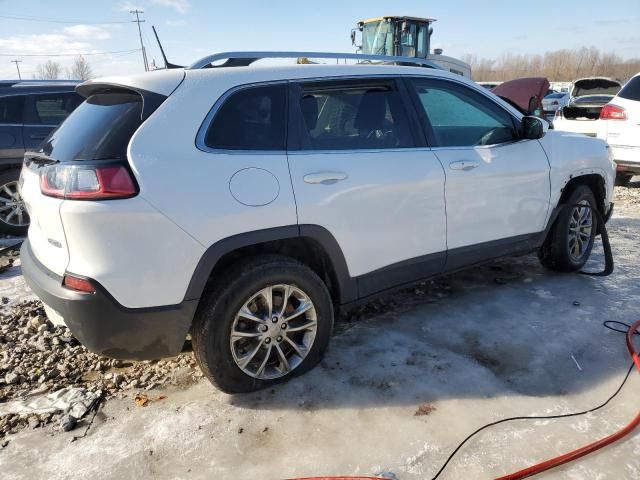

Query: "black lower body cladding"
(20, 240), (197, 360)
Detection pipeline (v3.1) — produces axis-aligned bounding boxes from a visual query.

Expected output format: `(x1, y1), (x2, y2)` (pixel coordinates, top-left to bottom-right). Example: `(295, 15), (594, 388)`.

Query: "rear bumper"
(21, 240), (197, 360)
(611, 145), (640, 174)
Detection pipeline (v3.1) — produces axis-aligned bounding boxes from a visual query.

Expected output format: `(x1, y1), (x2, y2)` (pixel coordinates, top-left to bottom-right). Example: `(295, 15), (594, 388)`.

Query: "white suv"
(597, 72), (640, 186)
(20, 52), (615, 393)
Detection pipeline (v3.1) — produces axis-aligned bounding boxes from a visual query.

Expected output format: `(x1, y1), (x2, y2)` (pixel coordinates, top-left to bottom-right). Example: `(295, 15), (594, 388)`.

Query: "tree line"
(34, 55), (93, 81)
(462, 47), (640, 82)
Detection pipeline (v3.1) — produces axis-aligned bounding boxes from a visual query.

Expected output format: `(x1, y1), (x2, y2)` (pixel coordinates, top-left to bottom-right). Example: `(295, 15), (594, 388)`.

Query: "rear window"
(33, 93), (83, 125)
(203, 84), (286, 151)
(40, 92), (142, 161)
(618, 77), (640, 101)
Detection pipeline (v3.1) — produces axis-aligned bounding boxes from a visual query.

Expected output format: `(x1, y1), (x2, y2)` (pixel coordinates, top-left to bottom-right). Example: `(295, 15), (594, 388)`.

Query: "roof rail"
(1, 80), (81, 87)
(187, 51), (441, 70)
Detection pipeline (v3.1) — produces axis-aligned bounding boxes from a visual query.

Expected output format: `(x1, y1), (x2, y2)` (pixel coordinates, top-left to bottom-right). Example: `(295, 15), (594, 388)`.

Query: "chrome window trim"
(195, 80), (288, 156)
(195, 73), (524, 155)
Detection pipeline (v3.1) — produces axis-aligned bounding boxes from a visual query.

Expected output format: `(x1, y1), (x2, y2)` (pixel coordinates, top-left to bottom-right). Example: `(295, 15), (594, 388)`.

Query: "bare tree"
(34, 60), (63, 80)
(67, 55), (93, 80)
(465, 47), (640, 82)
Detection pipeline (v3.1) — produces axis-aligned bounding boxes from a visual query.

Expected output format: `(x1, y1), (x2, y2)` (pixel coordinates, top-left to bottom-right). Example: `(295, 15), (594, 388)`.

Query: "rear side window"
(33, 93), (83, 125)
(0, 95), (24, 124)
(204, 84), (286, 150)
(408, 78), (516, 147)
(40, 92), (142, 161)
(618, 77), (640, 101)
(296, 82), (413, 150)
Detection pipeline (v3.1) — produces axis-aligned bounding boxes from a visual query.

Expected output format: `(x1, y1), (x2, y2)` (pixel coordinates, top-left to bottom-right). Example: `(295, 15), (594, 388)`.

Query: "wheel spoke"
(278, 285), (292, 317)
(231, 330), (262, 342)
(239, 339), (265, 369)
(284, 336), (306, 358)
(275, 343), (290, 373)
(259, 286), (273, 316)
(256, 345), (272, 376)
(284, 301), (314, 321)
(238, 306), (266, 324)
(2, 185), (15, 198)
(287, 318), (317, 333)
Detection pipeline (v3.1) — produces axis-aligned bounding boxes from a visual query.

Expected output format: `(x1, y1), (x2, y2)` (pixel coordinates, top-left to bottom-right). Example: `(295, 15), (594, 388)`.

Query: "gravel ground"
(0, 182), (639, 479)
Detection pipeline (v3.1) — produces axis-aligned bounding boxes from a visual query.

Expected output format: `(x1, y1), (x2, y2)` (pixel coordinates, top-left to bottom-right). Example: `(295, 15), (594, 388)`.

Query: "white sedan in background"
(542, 92), (569, 115)
(598, 73), (640, 186)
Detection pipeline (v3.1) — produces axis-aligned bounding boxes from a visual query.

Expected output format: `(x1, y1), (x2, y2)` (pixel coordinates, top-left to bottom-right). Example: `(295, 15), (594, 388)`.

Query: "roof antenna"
(152, 25), (184, 69)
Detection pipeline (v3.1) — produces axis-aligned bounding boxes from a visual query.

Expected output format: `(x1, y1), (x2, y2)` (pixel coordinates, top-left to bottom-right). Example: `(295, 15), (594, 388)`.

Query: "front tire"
(538, 185), (598, 272)
(192, 255), (333, 393)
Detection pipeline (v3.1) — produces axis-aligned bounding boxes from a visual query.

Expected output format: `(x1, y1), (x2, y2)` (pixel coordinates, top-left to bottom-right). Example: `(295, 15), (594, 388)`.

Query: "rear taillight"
(600, 104), (627, 121)
(63, 274), (96, 293)
(40, 165), (137, 200)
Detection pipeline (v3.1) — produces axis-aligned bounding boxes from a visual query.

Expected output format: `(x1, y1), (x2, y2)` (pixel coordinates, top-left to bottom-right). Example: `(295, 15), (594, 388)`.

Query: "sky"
(0, 0), (638, 79)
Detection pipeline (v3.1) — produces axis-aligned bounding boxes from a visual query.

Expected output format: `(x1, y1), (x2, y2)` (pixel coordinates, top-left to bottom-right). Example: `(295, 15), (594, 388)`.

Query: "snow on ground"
(1, 184), (639, 480)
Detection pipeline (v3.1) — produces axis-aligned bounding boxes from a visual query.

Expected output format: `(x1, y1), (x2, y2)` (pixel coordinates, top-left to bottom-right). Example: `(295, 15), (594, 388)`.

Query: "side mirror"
(350, 29), (356, 46)
(527, 95), (539, 116)
(521, 116), (545, 140)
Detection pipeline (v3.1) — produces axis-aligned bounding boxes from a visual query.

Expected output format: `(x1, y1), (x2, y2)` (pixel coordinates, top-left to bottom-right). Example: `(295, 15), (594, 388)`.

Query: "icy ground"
(1, 184), (639, 480)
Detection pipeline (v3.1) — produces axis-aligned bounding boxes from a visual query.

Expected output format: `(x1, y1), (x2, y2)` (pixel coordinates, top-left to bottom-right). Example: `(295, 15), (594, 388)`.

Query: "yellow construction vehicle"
(351, 16), (471, 78)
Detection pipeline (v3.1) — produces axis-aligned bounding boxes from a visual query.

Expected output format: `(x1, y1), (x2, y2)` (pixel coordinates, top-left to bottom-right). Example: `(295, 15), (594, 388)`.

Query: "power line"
(130, 10), (149, 72)
(0, 14), (129, 24)
(0, 49), (140, 57)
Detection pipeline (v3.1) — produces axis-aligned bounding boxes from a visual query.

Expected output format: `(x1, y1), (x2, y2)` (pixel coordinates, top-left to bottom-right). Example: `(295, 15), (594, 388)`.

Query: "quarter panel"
(61, 196), (206, 308)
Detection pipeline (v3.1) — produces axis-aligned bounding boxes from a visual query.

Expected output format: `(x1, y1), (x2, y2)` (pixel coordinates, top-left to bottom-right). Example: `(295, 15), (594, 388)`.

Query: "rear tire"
(0, 168), (29, 236)
(191, 255), (333, 393)
(538, 185), (598, 272)
(615, 172), (633, 187)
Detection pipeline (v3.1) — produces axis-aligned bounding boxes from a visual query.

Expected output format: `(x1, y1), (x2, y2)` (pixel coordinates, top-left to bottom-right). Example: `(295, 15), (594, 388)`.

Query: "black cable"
(431, 318), (637, 479)
(431, 361), (635, 479)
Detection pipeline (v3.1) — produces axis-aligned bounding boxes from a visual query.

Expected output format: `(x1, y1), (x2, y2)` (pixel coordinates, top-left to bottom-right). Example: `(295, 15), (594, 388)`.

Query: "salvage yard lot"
(1, 184), (640, 480)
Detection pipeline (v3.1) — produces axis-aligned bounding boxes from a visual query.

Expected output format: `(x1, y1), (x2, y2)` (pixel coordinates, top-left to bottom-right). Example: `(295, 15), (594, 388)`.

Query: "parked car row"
(18, 52), (615, 392)
(0, 80), (82, 235)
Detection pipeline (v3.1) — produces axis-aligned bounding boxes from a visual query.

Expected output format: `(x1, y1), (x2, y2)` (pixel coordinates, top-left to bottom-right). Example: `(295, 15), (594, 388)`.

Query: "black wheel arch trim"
(183, 224), (358, 305)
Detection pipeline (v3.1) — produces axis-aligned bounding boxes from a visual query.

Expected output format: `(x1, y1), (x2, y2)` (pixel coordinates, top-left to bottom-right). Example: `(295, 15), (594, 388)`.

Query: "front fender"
(538, 130), (615, 211)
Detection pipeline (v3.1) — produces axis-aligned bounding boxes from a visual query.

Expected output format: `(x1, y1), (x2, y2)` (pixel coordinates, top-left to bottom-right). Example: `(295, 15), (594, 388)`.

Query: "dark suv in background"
(0, 80), (82, 235)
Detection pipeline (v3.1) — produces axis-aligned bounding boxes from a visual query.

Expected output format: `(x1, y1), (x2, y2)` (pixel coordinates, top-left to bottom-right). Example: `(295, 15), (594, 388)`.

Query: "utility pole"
(130, 9), (149, 72)
(11, 60), (22, 79)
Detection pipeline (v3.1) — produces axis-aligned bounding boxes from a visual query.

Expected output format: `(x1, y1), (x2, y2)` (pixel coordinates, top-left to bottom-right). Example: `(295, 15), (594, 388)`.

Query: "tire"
(191, 254), (334, 393)
(0, 168), (29, 236)
(615, 172), (633, 187)
(538, 185), (598, 272)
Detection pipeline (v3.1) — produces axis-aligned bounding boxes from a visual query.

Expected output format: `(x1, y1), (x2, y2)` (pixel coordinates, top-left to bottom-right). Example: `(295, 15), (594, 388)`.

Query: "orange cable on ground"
(495, 319), (640, 480)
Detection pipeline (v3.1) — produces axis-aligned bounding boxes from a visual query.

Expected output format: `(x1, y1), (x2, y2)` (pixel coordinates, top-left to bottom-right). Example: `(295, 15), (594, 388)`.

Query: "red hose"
(495, 319), (640, 480)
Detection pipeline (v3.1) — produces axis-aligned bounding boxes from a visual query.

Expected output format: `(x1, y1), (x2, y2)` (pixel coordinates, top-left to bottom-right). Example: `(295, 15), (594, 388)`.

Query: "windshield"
(39, 92), (143, 161)
(361, 20), (393, 55)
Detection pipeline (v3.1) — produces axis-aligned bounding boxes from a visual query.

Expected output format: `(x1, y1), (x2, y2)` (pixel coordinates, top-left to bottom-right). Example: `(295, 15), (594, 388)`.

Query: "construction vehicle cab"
(352, 16), (471, 78)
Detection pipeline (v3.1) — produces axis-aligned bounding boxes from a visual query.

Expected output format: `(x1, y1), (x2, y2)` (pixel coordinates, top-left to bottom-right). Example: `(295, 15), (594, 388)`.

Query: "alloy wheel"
(0, 180), (29, 228)
(568, 200), (592, 261)
(230, 284), (317, 380)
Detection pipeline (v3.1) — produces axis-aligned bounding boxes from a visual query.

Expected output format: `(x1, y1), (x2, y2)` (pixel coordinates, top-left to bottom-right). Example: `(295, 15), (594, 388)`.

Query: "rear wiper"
(24, 152), (59, 168)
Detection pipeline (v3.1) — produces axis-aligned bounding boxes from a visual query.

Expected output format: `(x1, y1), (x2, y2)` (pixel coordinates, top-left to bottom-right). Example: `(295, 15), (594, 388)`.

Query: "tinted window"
(618, 77), (640, 101)
(409, 79), (516, 147)
(40, 92), (143, 161)
(297, 83), (413, 150)
(205, 84), (286, 150)
(33, 93), (82, 125)
(0, 95), (24, 124)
